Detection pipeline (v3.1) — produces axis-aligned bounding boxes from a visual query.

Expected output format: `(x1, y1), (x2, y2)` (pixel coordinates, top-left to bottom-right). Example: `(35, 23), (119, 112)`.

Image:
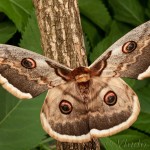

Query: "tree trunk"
(33, 0), (87, 68)
(33, 0), (100, 149)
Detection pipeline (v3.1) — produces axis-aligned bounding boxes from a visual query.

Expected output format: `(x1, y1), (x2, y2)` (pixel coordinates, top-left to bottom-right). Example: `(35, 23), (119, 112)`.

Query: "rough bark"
(33, 0), (100, 149)
(33, 0), (87, 68)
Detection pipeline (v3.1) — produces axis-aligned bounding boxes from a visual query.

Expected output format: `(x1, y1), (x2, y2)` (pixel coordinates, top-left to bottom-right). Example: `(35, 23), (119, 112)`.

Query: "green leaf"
(101, 129), (150, 150)
(81, 16), (103, 49)
(145, 0), (150, 18)
(137, 87), (150, 114)
(10, 0), (33, 14)
(133, 87), (150, 134)
(20, 10), (43, 54)
(0, 87), (47, 150)
(0, 0), (33, 31)
(133, 79), (150, 91)
(133, 112), (150, 134)
(35, 137), (56, 150)
(0, 20), (17, 43)
(78, 0), (112, 31)
(90, 21), (131, 62)
(100, 137), (123, 150)
(108, 0), (145, 26)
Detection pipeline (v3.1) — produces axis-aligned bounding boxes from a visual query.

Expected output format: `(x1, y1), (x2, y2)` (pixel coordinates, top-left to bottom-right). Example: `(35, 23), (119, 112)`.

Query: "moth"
(0, 21), (150, 143)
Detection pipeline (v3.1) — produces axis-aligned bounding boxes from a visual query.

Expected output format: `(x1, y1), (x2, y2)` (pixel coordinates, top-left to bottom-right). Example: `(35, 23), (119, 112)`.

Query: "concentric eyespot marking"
(122, 41), (137, 53)
(59, 100), (73, 114)
(21, 58), (36, 69)
(104, 91), (117, 106)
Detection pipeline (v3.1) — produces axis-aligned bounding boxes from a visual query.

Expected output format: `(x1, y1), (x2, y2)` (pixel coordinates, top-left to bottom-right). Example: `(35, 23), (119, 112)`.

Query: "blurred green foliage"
(0, 0), (150, 150)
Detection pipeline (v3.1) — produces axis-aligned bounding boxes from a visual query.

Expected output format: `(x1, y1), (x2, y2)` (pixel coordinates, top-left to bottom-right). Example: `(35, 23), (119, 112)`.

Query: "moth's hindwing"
(40, 77), (140, 143)
(41, 81), (91, 143)
(88, 77), (140, 138)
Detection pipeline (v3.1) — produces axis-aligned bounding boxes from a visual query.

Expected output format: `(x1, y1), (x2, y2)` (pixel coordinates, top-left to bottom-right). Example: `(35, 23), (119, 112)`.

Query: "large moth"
(0, 21), (150, 143)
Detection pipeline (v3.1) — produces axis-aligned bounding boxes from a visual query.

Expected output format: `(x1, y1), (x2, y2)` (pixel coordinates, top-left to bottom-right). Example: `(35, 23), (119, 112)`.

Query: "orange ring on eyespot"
(21, 58), (36, 69)
(104, 91), (117, 106)
(59, 100), (73, 115)
(122, 41), (137, 53)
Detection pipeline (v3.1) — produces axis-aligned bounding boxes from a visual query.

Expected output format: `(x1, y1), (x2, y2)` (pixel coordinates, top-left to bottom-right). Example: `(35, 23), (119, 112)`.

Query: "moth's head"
(75, 73), (90, 83)
(72, 66), (90, 83)
(56, 66), (90, 82)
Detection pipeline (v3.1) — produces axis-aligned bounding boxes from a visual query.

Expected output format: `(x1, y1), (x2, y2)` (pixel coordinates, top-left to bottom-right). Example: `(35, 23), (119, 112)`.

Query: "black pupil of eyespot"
(62, 105), (69, 111)
(127, 42), (136, 51)
(108, 95), (115, 104)
(24, 59), (32, 67)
